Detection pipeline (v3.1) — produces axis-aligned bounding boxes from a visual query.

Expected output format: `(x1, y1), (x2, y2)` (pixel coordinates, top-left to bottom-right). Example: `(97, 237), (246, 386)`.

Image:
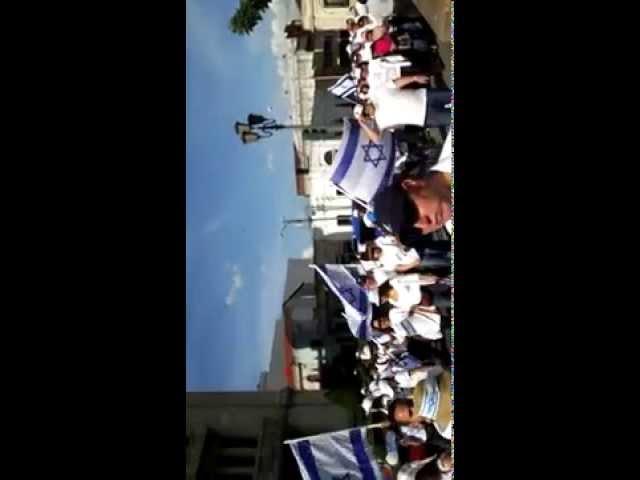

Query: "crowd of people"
(341, 5), (452, 150)
(352, 216), (452, 479)
(331, 4), (454, 479)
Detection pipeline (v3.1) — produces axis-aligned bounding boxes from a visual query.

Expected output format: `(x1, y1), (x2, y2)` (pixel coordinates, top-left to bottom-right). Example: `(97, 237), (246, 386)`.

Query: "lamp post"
(279, 213), (346, 237)
(234, 113), (341, 144)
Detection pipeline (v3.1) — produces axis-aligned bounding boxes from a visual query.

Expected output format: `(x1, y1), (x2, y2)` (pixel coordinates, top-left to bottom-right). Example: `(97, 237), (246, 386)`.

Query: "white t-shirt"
(360, 259), (378, 272)
(389, 307), (442, 341)
(374, 235), (400, 248)
(388, 274), (424, 308)
(378, 244), (420, 271)
(367, 57), (410, 91)
(372, 267), (396, 286)
(370, 85), (427, 131)
(359, 43), (373, 62)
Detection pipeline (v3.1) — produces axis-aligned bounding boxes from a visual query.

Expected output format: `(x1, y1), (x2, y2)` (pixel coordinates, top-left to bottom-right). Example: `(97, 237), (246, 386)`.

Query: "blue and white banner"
(288, 427), (383, 480)
(330, 118), (396, 205)
(310, 264), (372, 340)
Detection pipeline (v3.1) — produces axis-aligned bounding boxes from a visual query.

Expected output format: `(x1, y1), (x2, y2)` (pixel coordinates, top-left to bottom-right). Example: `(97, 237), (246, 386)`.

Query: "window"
(324, 149), (338, 166)
(324, 0), (349, 7)
(337, 215), (351, 226)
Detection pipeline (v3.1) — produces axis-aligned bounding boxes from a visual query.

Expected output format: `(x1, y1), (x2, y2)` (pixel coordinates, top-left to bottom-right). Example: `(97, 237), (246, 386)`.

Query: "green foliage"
(229, 0), (272, 35)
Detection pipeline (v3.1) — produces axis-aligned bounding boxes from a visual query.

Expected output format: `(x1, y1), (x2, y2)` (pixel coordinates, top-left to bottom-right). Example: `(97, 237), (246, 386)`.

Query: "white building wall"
(306, 139), (353, 237)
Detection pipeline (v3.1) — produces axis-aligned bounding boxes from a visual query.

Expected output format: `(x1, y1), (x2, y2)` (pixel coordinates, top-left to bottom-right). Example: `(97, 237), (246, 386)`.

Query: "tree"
(229, 0), (272, 36)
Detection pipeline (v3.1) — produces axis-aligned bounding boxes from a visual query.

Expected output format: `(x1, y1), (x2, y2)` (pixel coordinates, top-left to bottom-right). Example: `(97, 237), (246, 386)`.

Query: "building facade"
(299, 0), (352, 32)
(284, 11), (355, 239)
(187, 389), (356, 480)
(264, 258), (359, 393)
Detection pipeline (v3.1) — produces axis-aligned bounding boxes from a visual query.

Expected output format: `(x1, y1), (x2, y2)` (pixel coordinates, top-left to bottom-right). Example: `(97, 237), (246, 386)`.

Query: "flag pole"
(283, 422), (390, 445)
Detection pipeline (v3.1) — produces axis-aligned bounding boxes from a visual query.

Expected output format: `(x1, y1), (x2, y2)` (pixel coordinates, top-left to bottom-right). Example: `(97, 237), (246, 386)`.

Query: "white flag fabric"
(310, 264), (372, 340)
(288, 427), (383, 480)
(330, 118), (396, 205)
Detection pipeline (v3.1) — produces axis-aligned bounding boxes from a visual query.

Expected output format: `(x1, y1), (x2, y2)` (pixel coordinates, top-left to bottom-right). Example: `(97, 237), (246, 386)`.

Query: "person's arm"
(395, 258), (421, 273)
(393, 74), (429, 89)
(417, 274), (439, 285)
(409, 365), (444, 383)
(356, 116), (383, 143)
(371, 25), (388, 41)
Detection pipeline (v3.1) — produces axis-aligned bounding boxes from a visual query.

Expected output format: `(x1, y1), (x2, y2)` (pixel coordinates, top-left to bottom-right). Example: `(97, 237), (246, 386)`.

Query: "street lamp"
(233, 112), (341, 145)
(234, 122), (251, 135)
(240, 131), (261, 144)
(247, 113), (269, 126)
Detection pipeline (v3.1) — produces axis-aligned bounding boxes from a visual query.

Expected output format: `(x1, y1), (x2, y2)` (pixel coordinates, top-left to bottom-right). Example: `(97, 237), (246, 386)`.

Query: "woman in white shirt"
(355, 77), (452, 143)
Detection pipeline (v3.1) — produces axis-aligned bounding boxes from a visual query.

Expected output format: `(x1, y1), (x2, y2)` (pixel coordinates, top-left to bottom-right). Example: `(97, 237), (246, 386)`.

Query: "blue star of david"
(362, 141), (386, 167)
(338, 287), (356, 305)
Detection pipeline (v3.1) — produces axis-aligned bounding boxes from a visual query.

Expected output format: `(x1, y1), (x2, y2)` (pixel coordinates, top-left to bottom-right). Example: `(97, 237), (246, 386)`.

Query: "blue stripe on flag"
(372, 133), (396, 199)
(358, 289), (369, 317)
(341, 85), (357, 98)
(296, 440), (322, 480)
(357, 319), (368, 340)
(349, 429), (377, 480)
(331, 120), (360, 185)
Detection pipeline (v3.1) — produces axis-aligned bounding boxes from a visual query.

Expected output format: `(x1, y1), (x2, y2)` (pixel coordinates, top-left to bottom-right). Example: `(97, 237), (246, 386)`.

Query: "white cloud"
(269, 0), (299, 82)
(301, 246), (313, 259)
(266, 152), (275, 172)
(204, 218), (223, 234)
(225, 265), (244, 306)
(187, 0), (233, 78)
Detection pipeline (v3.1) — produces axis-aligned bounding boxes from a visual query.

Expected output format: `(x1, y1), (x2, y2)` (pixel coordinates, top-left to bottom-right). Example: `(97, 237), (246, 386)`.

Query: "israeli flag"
(330, 118), (396, 205)
(328, 73), (357, 100)
(288, 428), (383, 480)
(310, 264), (372, 340)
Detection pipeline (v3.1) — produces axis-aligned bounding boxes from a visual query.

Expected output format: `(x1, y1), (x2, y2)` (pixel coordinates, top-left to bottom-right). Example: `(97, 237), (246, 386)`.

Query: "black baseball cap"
(372, 181), (419, 234)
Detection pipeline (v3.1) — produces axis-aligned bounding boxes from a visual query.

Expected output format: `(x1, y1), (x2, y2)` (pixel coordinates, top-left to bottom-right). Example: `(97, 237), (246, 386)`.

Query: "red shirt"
(372, 34), (394, 57)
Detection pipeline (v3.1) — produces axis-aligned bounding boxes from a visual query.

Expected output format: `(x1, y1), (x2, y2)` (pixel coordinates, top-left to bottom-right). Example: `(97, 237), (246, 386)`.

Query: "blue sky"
(187, 0), (312, 391)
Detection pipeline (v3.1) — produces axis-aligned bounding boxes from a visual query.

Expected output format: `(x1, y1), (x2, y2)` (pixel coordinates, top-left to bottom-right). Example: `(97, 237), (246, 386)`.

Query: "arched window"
(324, 149), (338, 166)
